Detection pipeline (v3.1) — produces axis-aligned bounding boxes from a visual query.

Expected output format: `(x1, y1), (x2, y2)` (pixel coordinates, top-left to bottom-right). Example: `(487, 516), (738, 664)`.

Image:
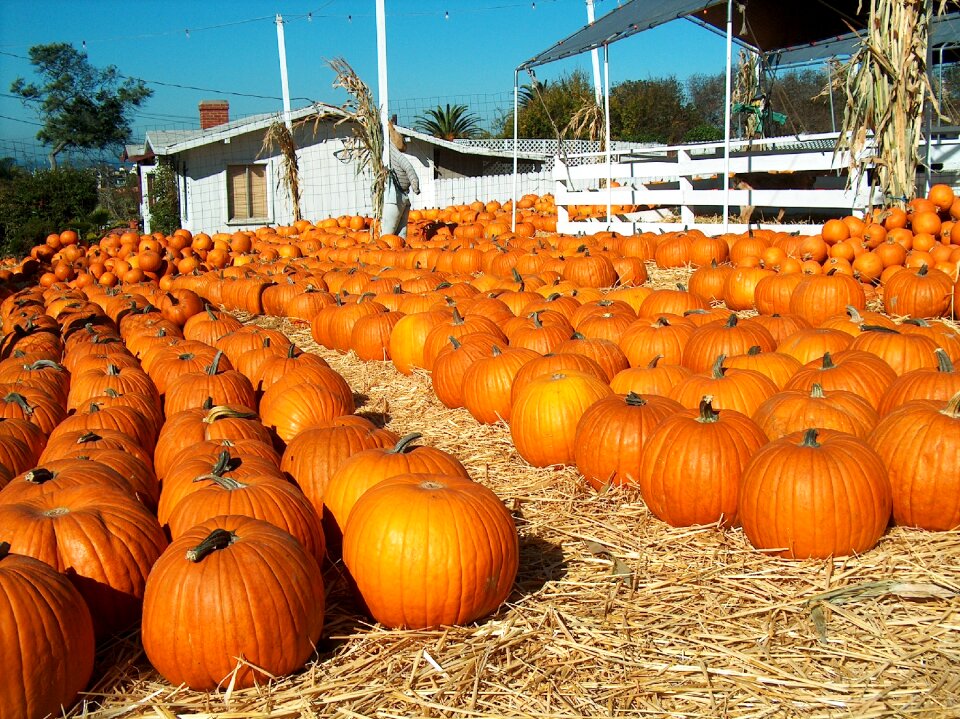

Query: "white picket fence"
(551, 131), (960, 236)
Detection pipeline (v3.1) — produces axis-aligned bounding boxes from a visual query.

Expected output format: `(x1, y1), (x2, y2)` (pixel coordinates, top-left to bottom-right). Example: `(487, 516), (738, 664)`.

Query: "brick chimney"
(199, 100), (229, 130)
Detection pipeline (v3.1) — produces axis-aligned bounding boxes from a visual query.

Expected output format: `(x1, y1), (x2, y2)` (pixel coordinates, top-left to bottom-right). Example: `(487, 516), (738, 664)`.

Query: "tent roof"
(769, 10), (960, 67)
(517, 0), (872, 71)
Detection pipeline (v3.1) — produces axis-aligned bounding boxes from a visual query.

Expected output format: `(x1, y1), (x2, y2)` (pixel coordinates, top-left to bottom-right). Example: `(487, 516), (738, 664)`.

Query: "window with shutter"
(226, 164), (268, 221)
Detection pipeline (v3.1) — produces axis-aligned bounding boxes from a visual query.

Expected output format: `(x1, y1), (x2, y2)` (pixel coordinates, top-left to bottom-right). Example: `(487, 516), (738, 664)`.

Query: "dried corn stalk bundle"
(837, 0), (949, 204)
(259, 120), (302, 223)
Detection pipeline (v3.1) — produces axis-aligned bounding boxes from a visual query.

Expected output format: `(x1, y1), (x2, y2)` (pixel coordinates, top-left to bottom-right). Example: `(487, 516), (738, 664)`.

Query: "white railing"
(553, 132), (885, 236)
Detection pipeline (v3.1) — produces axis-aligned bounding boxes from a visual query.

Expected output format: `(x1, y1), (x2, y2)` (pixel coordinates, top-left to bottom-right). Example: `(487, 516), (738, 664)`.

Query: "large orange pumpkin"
(342, 472), (518, 629)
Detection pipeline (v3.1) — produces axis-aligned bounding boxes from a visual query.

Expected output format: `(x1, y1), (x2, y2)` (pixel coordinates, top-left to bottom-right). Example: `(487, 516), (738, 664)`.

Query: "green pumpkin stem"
(205, 350), (225, 375)
(207, 475), (246, 491)
(624, 391), (647, 407)
(286, 344), (298, 358)
(935, 348), (954, 373)
(76, 431), (102, 444)
(747, 346), (762, 356)
(725, 314), (738, 328)
(821, 352), (836, 369)
(800, 428), (821, 447)
(451, 307), (465, 325)
(448, 336), (462, 350)
(810, 383), (826, 399)
(3, 393), (33, 415)
(185, 528), (236, 563)
(390, 432), (422, 454)
(106, 364), (121, 376)
(710, 354), (727, 380)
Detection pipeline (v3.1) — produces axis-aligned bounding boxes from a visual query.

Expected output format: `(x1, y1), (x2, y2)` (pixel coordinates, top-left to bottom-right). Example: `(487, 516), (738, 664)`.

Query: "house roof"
(145, 102), (351, 155)
(145, 103), (547, 163)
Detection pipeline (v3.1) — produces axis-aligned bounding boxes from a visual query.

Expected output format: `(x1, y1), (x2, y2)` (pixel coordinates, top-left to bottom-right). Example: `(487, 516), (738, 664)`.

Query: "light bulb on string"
(307, 12), (312, 22)
(185, 28), (190, 39)
(444, 10), (449, 19)
(532, 2), (536, 8)
(347, 14), (352, 22)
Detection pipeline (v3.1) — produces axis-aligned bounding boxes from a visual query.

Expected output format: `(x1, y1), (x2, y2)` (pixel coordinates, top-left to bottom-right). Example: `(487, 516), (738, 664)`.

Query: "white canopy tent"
(510, 0), (960, 231)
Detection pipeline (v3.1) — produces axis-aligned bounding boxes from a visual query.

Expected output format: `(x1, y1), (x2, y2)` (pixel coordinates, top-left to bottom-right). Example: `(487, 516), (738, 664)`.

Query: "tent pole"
(722, 0), (733, 233)
(376, 0), (390, 170)
(512, 68), (519, 232)
(587, 0), (603, 106)
(605, 43), (612, 226)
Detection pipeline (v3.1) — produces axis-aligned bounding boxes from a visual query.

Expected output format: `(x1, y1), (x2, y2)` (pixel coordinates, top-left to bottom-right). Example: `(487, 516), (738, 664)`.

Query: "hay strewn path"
(72, 308), (960, 719)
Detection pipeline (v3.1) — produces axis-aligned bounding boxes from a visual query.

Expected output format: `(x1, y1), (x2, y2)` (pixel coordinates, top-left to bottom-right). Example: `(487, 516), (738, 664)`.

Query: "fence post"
(678, 149), (695, 226)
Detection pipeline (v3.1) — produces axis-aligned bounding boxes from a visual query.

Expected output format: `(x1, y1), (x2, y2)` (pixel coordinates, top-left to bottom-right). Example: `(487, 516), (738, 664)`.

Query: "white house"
(137, 100), (553, 234)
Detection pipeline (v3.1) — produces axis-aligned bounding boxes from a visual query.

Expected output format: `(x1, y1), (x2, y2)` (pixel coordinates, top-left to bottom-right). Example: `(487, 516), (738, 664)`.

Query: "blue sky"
(0, 0), (729, 165)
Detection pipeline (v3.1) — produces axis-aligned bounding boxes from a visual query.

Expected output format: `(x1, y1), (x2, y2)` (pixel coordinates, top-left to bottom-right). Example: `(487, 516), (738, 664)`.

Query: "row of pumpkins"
(2, 188), (960, 717)
(0, 283), (518, 718)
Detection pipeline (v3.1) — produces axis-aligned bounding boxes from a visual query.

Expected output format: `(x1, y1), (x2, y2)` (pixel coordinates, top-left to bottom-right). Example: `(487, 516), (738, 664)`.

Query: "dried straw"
(71, 284), (960, 718)
(260, 121), (302, 223)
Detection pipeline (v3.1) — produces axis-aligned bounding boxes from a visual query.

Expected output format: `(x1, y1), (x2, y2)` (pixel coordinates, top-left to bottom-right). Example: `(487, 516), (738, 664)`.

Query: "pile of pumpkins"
(0, 282), (518, 717)
(1, 186), (959, 716)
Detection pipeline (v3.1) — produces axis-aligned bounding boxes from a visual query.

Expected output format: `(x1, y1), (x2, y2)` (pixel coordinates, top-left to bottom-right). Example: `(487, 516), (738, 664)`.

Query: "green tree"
(414, 104), (482, 140)
(610, 78), (697, 144)
(11, 43), (152, 169)
(498, 69), (597, 139)
(0, 165), (98, 257)
(147, 160), (180, 236)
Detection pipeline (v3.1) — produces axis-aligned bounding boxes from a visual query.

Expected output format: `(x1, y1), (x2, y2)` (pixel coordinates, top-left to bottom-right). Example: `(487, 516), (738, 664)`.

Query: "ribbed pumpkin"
(751, 384), (879, 440)
(553, 333), (629, 382)
(883, 264), (953, 318)
(0, 485), (167, 638)
(389, 310), (451, 375)
(510, 371), (613, 467)
(739, 428), (891, 559)
(788, 270), (867, 327)
(165, 474), (325, 563)
(868, 393), (960, 530)
(784, 350), (896, 410)
(462, 344), (539, 424)
(511, 352), (608, 406)
(162, 351), (257, 416)
(638, 398), (768, 527)
(723, 346), (802, 389)
(260, 381), (355, 443)
(619, 315), (696, 368)
(608, 355), (692, 396)
(182, 305), (243, 345)
(574, 392), (683, 491)
(877, 348), (960, 416)
(681, 314), (777, 374)
(848, 325), (940, 375)
(668, 354), (779, 417)
(280, 417), (399, 514)
(343, 472), (517, 629)
(0, 458), (158, 511)
(431, 334), (502, 409)
(323, 433), (470, 549)
(775, 327), (853, 365)
(142, 516), (325, 691)
(0, 541), (95, 719)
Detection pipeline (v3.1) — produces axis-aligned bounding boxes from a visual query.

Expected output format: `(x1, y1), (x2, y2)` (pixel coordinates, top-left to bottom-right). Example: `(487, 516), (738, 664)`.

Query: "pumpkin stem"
(821, 352), (836, 369)
(654, 316), (670, 328)
(23, 467), (55, 484)
(104, 388), (120, 398)
(178, 353), (196, 361)
(106, 364), (121, 376)
(624, 391), (647, 406)
(286, 344), (298, 359)
(809, 383), (826, 399)
(710, 354), (727, 379)
(206, 350), (225, 375)
(2, 393), (33, 415)
(88, 402), (101, 413)
(799, 428), (821, 447)
(941, 391), (960, 419)
(25, 359), (64, 372)
(725, 313), (738, 328)
(204, 304), (218, 321)
(448, 336), (462, 350)
(570, 331), (587, 341)
(934, 348), (954, 373)
(861, 324), (899, 334)
(203, 406), (257, 424)
(451, 307), (465, 325)
(917, 263), (929, 276)
(76, 431), (102, 444)
(845, 306), (864, 323)
(390, 432), (422, 454)
(185, 528), (236, 562)
(647, 354), (664, 368)
(696, 396), (720, 423)
(491, 345), (503, 357)
(747, 345), (762, 356)
(206, 474), (246, 491)
(0, 541), (9, 560)
(531, 311), (544, 329)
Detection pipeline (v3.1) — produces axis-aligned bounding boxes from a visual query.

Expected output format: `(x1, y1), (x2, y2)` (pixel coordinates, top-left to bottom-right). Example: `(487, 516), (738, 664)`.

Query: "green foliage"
(11, 42), (152, 168)
(497, 69), (597, 139)
(0, 164), (99, 258)
(683, 124), (725, 143)
(414, 104), (483, 140)
(611, 78), (699, 144)
(148, 161), (180, 236)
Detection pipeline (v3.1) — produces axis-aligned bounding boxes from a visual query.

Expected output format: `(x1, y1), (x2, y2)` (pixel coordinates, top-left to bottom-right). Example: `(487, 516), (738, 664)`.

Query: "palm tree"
(414, 104), (482, 140)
